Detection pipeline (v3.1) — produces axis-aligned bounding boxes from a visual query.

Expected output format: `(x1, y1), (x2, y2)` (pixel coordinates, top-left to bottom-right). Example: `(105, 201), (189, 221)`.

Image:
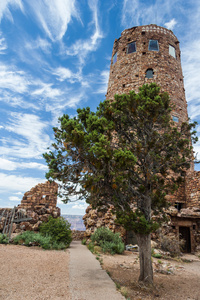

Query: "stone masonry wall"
(106, 25), (189, 127)
(0, 181), (60, 234)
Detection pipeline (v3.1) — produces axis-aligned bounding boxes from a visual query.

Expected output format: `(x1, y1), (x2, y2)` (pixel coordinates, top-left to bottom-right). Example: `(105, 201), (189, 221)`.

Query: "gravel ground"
(0, 244), (71, 300)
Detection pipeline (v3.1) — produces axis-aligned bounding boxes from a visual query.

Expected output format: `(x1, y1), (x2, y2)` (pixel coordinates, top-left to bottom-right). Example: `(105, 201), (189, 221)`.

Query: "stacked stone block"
(0, 181), (60, 234)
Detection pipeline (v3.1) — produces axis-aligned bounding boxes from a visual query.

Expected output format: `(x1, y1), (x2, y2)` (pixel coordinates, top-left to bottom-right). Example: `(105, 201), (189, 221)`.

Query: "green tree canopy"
(44, 83), (198, 284)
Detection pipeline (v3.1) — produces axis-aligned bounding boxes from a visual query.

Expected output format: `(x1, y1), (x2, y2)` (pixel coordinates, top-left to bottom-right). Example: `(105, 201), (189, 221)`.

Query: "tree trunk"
(136, 233), (153, 285)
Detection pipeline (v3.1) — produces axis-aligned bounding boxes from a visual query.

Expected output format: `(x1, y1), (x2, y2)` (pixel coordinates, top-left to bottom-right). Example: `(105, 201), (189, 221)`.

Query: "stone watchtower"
(106, 24), (189, 126)
(84, 25), (200, 252)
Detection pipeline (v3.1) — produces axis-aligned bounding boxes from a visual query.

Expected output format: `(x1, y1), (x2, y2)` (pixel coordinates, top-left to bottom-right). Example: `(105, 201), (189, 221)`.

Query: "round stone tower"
(106, 24), (188, 125)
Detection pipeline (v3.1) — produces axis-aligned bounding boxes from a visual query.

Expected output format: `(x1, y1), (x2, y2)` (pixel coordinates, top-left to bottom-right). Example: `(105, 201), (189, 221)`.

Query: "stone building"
(83, 25), (200, 252)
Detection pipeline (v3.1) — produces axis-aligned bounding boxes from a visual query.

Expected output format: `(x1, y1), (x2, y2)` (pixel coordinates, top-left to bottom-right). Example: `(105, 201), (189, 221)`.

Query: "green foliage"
(90, 227), (124, 254)
(116, 209), (159, 234)
(39, 216), (72, 247)
(44, 83), (198, 236)
(13, 231), (68, 250)
(81, 238), (87, 245)
(152, 253), (162, 259)
(0, 234), (9, 244)
(13, 231), (52, 249)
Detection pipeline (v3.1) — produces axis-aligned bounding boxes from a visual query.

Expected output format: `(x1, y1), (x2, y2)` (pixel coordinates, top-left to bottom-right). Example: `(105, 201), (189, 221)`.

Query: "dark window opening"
(148, 40), (159, 51)
(172, 226), (176, 229)
(145, 68), (154, 79)
(113, 52), (117, 64)
(135, 74), (139, 77)
(122, 84), (125, 88)
(142, 31), (145, 35)
(127, 41), (136, 54)
(175, 202), (182, 211)
(172, 115), (179, 123)
(193, 225), (196, 230)
(142, 52), (146, 55)
(179, 227), (191, 253)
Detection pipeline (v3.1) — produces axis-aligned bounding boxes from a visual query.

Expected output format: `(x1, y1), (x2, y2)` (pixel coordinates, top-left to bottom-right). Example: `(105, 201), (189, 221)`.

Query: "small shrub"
(13, 231), (52, 249)
(152, 253), (162, 259)
(159, 234), (185, 257)
(90, 227), (124, 254)
(39, 216), (72, 247)
(0, 234), (9, 244)
(81, 238), (87, 245)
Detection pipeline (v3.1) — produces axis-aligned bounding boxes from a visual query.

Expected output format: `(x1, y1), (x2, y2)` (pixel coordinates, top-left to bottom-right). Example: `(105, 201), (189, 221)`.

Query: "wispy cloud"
(66, 0), (103, 66)
(0, 0), (24, 22)
(0, 63), (29, 93)
(26, 0), (80, 41)
(0, 31), (7, 53)
(121, 0), (181, 29)
(0, 113), (51, 159)
(0, 158), (48, 171)
(0, 172), (45, 193)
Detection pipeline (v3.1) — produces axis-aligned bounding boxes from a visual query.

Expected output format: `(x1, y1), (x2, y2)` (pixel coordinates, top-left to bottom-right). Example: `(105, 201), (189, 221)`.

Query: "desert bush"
(0, 234), (9, 244)
(39, 216), (72, 247)
(90, 227), (124, 254)
(13, 231), (52, 249)
(81, 238), (87, 245)
(159, 233), (185, 256)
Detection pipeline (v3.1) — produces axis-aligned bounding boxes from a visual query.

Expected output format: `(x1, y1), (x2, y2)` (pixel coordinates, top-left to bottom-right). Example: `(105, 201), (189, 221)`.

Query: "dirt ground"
(0, 244), (70, 300)
(101, 250), (200, 300)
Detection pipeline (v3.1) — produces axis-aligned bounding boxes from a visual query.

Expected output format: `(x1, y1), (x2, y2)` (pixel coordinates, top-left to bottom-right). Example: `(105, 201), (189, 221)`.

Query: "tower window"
(113, 52), (117, 64)
(145, 68), (154, 79)
(148, 40), (159, 51)
(127, 41), (136, 54)
(169, 45), (176, 58)
(172, 115), (179, 122)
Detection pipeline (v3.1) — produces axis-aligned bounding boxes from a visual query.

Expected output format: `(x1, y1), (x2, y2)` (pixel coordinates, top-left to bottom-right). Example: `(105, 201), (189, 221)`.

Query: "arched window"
(145, 68), (154, 79)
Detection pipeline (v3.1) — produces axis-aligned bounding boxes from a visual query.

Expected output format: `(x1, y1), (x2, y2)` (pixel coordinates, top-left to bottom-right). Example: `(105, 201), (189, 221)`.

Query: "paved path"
(69, 241), (125, 300)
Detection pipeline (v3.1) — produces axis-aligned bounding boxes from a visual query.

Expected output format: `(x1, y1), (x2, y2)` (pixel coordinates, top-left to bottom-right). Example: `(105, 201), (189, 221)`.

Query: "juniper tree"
(44, 83), (197, 285)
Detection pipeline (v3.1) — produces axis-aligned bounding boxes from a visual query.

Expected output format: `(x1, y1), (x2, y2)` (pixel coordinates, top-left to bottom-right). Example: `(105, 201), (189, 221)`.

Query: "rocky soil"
(101, 250), (200, 300)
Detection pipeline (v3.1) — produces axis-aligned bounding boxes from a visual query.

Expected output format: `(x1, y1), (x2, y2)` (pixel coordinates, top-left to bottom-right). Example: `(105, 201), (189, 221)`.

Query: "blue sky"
(0, 0), (200, 215)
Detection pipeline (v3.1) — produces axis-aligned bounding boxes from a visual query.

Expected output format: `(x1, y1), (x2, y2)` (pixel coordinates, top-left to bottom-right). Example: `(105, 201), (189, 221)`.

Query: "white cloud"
(0, 63), (29, 94)
(72, 202), (88, 210)
(0, 0), (24, 22)
(9, 196), (21, 202)
(0, 125), (3, 129)
(31, 82), (62, 99)
(66, 0), (103, 66)
(0, 32), (7, 53)
(164, 18), (177, 30)
(0, 113), (51, 159)
(25, 37), (51, 54)
(26, 0), (80, 41)
(0, 172), (45, 193)
(0, 158), (48, 171)
(95, 70), (109, 94)
(121, 0), (181, 29)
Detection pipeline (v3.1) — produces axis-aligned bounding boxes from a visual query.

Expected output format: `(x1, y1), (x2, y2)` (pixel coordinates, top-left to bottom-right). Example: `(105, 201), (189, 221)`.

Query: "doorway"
(179, 226), (191, 253)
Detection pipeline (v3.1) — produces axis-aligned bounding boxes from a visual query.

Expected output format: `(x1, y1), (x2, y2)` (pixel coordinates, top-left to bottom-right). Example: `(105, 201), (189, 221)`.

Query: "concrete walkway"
(68, 241), (125, 300)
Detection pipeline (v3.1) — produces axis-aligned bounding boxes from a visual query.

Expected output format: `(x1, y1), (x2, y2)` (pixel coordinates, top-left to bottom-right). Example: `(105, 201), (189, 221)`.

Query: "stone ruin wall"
(0, 181), (60, 234)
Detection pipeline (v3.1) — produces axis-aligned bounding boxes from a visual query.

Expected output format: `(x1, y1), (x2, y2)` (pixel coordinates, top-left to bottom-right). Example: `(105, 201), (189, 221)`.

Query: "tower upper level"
(106, 24), (188, 125)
